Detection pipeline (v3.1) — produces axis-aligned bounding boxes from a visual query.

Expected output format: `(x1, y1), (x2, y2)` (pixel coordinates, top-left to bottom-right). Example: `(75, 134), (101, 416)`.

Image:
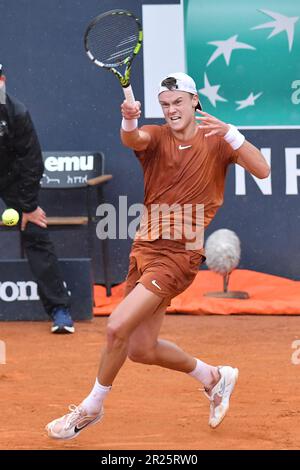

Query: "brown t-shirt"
(134, 124), (239, 253)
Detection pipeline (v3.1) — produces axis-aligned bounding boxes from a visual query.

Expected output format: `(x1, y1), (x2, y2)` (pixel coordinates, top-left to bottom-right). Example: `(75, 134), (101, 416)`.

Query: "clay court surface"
(0, 315), (300, 450)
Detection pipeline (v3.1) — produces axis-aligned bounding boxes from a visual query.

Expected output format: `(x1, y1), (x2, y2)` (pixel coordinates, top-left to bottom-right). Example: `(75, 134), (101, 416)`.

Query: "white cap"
(158, 72), (202, 110)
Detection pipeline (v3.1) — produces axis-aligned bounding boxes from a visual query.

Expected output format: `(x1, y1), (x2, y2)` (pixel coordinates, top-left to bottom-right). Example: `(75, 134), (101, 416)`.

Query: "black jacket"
(0, 94), (44, 212)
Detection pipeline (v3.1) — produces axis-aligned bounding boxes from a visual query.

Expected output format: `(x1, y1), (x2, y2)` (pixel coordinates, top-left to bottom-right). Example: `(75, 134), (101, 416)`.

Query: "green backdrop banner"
(184, 0), (300, 126)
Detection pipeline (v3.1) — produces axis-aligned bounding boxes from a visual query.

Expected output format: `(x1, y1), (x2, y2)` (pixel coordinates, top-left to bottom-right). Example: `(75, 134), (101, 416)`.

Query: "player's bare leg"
(46, 283), (165, 439)
(128, 307), (219, 384)
(95, 284), (163, 385)
(128, 307), (238, 429)
(46, 284), (238, 438)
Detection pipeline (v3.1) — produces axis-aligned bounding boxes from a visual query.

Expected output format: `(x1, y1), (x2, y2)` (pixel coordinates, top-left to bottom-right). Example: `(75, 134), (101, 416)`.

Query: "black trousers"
(0, 186), (71, 317)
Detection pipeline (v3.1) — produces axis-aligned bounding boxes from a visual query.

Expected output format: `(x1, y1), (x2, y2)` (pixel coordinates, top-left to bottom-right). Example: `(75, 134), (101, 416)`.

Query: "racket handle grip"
(123, 85), (135, 104)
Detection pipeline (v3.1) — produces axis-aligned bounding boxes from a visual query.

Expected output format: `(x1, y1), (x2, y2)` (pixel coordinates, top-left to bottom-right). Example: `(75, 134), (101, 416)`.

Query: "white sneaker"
(46, 404), (104, 440)
(204, 366), (239, 428)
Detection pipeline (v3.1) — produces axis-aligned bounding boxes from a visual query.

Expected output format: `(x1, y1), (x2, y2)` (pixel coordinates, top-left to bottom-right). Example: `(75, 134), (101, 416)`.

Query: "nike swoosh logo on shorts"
(151, 280), (162, 290)
(179, 145), (192, 150)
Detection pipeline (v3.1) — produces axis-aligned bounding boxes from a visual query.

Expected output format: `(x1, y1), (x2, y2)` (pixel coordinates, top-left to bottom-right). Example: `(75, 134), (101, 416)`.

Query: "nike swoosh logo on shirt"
(151, 280), (162, 290)
(179, 145), (192, 150)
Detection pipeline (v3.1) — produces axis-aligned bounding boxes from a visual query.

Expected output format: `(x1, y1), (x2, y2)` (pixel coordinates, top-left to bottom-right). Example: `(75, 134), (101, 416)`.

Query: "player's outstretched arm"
(196, 110), (270, 179)
(120, 100), (151, 151)
(229, 139), (270, 179)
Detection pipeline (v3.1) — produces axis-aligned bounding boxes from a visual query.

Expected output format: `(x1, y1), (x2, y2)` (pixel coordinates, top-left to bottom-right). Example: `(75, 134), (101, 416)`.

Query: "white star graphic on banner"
(251, 9), (299, 52)
(207, 35), (256, 66)
(235, 92), (263, 110)
(198, 74), (227, 107)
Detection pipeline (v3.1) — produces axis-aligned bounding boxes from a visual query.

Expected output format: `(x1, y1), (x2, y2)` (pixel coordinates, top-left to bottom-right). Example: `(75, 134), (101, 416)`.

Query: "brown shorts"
(124, 239), (204, 302)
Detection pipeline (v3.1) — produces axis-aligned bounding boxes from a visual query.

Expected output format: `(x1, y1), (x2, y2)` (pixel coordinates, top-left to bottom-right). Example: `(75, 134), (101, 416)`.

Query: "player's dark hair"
(160, 77), (178, 90)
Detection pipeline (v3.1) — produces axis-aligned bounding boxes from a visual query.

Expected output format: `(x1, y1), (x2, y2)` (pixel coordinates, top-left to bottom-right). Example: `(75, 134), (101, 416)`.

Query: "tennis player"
(46, 72), (270, 439)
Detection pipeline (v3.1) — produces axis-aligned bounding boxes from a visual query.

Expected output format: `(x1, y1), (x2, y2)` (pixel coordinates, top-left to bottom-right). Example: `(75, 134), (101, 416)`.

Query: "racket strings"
(86, 15), (139, 66)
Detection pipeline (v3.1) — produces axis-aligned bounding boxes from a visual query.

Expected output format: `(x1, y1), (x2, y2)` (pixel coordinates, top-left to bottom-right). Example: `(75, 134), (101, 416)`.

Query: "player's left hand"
(21, 206), (48, 231)
(196, 110), (230, 138)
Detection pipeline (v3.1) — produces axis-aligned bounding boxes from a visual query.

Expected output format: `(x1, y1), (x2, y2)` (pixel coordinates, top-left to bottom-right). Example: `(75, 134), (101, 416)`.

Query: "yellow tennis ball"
(2, 208), (20, 226)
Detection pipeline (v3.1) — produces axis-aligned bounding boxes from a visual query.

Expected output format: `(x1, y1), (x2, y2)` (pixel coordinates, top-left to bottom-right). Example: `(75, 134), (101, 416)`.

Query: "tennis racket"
(84, 9), (143, 104)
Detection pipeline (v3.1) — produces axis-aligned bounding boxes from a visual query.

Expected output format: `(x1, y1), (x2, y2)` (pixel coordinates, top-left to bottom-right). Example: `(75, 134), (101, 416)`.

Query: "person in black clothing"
(0, 64), (74, 333)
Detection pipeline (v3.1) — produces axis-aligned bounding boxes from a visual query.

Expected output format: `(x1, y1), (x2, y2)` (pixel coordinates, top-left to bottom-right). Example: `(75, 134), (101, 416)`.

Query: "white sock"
(188, 358), (219, 389)
(81, 379), (111, 415)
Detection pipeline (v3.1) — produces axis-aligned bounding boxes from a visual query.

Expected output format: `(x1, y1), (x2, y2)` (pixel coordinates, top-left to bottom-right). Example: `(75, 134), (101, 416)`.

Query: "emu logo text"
(44, 155), (94, 172)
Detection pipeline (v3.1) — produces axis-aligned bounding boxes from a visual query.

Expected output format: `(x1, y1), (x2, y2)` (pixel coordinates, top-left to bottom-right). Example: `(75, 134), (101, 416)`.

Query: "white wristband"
(121, 118), (138, 132)
(224, 124), (245, 150)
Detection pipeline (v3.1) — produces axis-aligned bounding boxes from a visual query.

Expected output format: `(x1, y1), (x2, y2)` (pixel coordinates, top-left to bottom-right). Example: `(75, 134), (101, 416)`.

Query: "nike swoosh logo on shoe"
(218, 378), (226, 396)
(74, 416), (99, 433)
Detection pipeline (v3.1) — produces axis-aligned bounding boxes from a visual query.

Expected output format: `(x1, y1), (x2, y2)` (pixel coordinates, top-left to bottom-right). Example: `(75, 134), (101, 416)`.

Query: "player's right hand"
(21, 206), (48, 231)
(121, 100), (141, 120)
